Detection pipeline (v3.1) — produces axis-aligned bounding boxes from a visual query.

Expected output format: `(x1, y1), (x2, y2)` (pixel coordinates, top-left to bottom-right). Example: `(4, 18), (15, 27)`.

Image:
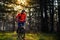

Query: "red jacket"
(16, 13), (26, 22)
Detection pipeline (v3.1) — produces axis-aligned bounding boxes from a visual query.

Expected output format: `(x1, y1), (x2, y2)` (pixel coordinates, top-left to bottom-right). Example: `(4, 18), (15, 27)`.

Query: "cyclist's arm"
(16, 13), (21, 22)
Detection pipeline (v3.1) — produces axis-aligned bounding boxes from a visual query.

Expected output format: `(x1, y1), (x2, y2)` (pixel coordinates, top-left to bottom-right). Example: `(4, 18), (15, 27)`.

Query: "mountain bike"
(17, 26), (25, 40)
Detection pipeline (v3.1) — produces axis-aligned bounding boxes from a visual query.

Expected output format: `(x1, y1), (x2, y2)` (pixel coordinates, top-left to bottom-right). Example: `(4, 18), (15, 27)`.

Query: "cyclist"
(16, 10), (26, 40)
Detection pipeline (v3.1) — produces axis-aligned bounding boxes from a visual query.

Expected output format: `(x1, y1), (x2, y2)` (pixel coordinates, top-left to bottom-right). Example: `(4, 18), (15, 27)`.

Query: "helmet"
(22, 10), (25, 13)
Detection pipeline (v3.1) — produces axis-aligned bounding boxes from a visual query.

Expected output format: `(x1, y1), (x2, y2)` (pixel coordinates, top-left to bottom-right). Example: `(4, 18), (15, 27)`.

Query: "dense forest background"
(0, 0), (60, 40)
(0, 0), (58, 33)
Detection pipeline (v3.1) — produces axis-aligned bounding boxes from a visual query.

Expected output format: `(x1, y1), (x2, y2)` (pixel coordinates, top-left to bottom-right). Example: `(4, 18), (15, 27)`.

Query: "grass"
(0, 31), (57, 40)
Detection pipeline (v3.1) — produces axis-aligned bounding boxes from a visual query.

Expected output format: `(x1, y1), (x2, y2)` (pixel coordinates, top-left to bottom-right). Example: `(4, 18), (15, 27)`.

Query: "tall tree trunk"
(49, 0), (54, 33)
(57, 0), (60, 40)
(40, 0), (48, 32)
(40, 0), (44, 32)
(44, 0), (48, 32)
(57, 2), (60, 32)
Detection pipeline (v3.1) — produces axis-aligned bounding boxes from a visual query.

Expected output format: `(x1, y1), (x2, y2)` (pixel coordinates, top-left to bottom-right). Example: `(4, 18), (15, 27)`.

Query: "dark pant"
(18, 22), (25, 27)
(16, 22), (25, 33)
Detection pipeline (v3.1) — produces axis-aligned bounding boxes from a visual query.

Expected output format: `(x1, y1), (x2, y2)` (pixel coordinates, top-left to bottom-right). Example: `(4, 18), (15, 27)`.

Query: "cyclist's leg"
(17, 22), (22, 40)
(16, 27), (20, 40)
(22, 29), (25, 40)
(21, 22), (26, 40)
(17, 22), (25, 40)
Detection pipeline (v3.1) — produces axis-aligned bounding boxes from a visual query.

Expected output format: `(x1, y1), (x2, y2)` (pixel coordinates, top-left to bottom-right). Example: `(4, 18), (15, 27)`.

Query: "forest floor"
(0, 31), (57, 40)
